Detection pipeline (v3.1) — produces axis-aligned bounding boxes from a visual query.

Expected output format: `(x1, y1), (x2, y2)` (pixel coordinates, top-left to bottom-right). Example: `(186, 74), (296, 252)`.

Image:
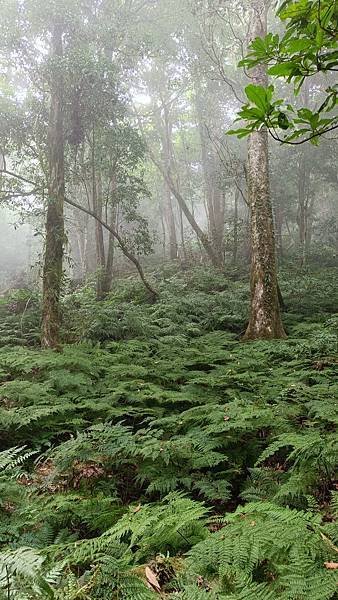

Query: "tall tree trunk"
(41, 23), (65, 349)
(85, 217), (97, 274)
(233, 187), (239, 266)
(91, 134), (106, 300)
(160, 104), (178, 260)
(298, 157), (307, 267)
(101, 206), (117, 297)
(297, 81), (311, 267)
(134, 100), (220, 268)
(159, 198), (166, 258)
(297, 152), (311, 267)
(150, 152), (222, 267)
(179, 205), (187, 260)
(163, 183), (178, 260)
(243, 0), (286, 340)
(195, 85), (225, 267)
(65, 196), (158, 301)
(274, 199), (284, 261)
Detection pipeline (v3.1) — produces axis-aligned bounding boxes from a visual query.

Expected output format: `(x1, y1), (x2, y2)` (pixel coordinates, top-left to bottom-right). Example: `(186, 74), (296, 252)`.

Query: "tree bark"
(243, 0), (286, 340)
(41, 23), (65, 349)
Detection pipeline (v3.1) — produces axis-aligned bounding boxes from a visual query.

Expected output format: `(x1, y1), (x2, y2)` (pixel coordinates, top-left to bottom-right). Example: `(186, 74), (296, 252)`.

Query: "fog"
(0, 2), (337, 596)
(0, 0), (337, 297)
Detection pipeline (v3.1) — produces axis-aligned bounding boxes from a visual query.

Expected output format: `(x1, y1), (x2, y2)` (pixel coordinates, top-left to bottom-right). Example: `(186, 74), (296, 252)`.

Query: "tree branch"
(0, 167), (158, 300)
(64, 196), (158, 301)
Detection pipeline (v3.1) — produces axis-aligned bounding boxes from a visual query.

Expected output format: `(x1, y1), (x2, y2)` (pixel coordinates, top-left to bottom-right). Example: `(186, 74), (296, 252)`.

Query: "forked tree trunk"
(243, 0), (286, 340)
(41, 23), (65, 349)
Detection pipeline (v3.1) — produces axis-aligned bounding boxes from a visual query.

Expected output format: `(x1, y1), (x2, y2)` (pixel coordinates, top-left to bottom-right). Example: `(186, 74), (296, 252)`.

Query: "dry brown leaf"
(145, 566), (161, 593)
(324, 561), (338, 570)
(133, 504), (142, 513)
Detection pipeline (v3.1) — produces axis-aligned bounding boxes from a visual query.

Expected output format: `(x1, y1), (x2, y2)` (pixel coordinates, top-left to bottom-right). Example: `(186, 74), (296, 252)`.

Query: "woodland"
(0, 0), (337, 598)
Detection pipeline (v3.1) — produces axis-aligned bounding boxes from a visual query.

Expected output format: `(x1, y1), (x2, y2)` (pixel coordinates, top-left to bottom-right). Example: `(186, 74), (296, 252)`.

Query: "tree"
(0, 0), (158, 322)
(229, 0), (338, 145)
(0, 0), (72, 349)
(41, 21), (65, 349)
(243, 0), (286, 340)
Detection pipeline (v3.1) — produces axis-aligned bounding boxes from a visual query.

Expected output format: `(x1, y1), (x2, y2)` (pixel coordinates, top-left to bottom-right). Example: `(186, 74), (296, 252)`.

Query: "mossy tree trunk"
(243, 0), (286, 340)
(41, 22), (65, 349)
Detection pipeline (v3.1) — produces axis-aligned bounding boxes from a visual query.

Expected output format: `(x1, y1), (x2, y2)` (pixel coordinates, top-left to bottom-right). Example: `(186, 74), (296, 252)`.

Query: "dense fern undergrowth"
(0, 266), (337, 599)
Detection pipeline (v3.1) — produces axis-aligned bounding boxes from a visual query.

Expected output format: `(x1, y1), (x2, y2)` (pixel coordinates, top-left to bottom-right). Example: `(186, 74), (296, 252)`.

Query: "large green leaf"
(268, 63), (295, 76)
(244, 85), (269, 112)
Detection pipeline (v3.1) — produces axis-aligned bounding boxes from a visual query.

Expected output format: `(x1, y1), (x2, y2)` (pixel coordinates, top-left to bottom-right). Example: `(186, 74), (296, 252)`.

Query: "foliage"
(185, 501), (338, 599)
(229, 0), (338, 144)
(0, 268), (337, 598)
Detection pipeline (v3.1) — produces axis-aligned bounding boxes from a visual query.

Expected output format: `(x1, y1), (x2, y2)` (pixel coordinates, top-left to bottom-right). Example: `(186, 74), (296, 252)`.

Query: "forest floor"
(0, 265), (337, 599)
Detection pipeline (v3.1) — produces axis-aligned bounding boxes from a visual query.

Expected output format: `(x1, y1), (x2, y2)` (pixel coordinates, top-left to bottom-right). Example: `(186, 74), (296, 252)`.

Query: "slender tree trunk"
(101, 206), (117, 297)
(154, 159), (222, 268)
(41, 23), (65, 349)
(195, 86), (225, 267)
(163, 183), (178, 260)
(274, 200), (284, 261)
(134, 103), (221, 268)
(297, 81), (311, 267)
(297, 152), (308, 267)
(159, 199), (166, 258)
(65, 196), (158, 301)
(161, 106), (178, 260)
(91, 135), (106, 300)
(297, 152), (314, 267)
(85, 218), (96, 274)
(243, 0), (286, 340)
(335, 196), (338, 256)
(179, 205), (187, 260)
(233, 187), (239, 266)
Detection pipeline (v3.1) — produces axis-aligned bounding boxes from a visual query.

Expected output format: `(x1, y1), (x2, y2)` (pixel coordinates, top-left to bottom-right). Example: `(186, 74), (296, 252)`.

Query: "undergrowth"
(0, 267), (337, 599)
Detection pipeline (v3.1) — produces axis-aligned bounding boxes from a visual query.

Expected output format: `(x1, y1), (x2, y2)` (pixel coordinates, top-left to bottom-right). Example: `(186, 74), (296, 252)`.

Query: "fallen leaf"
(145, 566), (161, 593)
(324, 561), (338, 570)
(133, 504), (142, 513)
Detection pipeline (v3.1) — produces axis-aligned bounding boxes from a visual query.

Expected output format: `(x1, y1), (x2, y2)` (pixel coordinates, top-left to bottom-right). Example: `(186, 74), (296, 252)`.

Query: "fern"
(186, 501), (338, 599)
(0, 268), (337, 599)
